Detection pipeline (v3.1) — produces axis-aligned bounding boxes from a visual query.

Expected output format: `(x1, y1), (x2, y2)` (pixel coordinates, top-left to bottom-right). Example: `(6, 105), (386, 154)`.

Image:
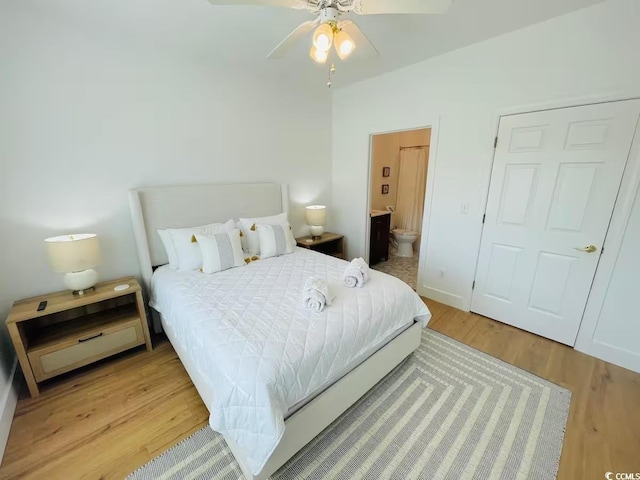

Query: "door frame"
(471, 94), (640, 351)
(365, 118), (441, 297)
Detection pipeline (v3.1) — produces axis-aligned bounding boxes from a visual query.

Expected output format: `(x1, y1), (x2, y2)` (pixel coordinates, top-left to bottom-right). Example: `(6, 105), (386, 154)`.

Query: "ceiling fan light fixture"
(334, 30), (355, 60)
(312, 22), (334, 52)
(309, 45), (328, 64)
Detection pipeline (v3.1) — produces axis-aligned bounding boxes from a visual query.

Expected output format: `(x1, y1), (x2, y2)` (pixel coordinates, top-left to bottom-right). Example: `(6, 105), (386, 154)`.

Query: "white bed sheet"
(150, 247), (431, 475)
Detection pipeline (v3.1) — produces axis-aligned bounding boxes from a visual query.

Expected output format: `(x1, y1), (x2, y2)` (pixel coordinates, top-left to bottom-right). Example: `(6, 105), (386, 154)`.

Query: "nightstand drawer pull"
(78, 332), (103, 343)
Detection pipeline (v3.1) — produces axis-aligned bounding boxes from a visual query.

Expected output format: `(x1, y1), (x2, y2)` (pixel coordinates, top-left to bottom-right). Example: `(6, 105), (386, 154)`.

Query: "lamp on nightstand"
(306, 205), (327, 239)
(45, 233), (101, 295)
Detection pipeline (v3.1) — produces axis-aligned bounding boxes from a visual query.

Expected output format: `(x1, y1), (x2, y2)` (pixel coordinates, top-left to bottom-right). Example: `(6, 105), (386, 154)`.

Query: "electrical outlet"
(460, 203), (470, 214)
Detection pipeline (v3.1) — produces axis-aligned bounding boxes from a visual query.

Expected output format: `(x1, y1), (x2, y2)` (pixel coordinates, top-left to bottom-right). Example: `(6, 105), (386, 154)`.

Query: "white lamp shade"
(312, 23), (333, 52)
(334, 30), (355, 60)
(45, 234), (100, 273)
(305, 205), (327, 226)
(309, 45), (329, 64)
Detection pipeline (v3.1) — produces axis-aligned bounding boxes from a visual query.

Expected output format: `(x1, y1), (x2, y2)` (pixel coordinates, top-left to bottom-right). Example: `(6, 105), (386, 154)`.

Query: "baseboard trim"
(0, 359), (19, 465)
(420, 286), (467, 311)
(575, 340), (640, 374)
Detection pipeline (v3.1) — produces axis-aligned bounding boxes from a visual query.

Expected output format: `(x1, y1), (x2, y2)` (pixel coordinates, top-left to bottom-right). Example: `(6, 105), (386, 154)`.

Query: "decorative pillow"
(157, 229), (178, 269)
(238, 212), (288, 255)
(167, 219), (235, 271)
(257, 222), (296, 259)
(195, 229), (245, 274)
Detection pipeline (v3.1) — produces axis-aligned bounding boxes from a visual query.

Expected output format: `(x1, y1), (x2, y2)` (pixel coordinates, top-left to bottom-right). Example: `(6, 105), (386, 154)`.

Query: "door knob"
(573, 245), (598, 253)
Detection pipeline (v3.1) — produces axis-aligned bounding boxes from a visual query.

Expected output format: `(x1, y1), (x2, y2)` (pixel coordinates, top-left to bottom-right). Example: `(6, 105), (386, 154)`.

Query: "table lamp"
(306, 205), (327, 239)
(45, 234), (101, 295)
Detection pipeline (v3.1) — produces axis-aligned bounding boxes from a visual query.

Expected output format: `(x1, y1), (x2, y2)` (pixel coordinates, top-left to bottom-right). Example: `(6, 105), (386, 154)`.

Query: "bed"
(129, 183), (431, 480)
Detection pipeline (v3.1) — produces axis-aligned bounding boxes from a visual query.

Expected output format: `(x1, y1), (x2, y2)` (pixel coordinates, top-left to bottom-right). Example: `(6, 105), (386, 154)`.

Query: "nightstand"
(296, 232), (345, 259)
(6, 276), (152, 397)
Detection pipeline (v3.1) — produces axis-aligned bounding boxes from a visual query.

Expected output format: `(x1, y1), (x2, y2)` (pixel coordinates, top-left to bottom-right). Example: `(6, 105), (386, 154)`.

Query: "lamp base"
(73, 286), (96, 296)
(64, 269), (98, 296)
(309, 225), (324, 239)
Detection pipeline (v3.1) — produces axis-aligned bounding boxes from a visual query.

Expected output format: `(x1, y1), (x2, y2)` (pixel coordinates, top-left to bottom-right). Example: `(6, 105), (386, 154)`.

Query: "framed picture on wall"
(382, 167), (390, 177)
(382, 184), (389, 195)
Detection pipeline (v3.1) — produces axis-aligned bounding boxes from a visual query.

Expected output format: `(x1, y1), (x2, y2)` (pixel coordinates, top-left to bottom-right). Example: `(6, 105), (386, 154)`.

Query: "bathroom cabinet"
(370, 213), (390, 265)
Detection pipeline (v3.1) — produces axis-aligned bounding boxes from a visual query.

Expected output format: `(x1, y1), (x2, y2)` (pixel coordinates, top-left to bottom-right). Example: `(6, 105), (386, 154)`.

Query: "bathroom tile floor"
(371, 252), (419, 290)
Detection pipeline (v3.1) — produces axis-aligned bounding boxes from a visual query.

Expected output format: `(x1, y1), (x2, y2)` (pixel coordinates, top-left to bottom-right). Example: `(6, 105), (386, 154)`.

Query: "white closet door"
(472, 100), (640, 346)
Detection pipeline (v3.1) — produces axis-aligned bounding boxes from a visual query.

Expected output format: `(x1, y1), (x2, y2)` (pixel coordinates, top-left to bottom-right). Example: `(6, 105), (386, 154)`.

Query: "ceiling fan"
(207, 0), (452, 84)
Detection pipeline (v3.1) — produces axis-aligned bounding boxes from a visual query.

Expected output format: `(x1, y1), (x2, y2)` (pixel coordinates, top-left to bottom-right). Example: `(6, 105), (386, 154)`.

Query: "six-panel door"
(472, 100), (640, 345)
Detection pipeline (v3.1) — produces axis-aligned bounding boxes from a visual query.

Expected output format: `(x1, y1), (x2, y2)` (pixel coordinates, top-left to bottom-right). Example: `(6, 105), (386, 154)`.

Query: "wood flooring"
(1, 299), (639, 479)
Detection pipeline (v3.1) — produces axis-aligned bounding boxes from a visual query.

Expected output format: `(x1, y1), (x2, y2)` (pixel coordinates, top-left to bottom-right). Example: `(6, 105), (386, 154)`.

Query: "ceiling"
(9, 0), (605, 87)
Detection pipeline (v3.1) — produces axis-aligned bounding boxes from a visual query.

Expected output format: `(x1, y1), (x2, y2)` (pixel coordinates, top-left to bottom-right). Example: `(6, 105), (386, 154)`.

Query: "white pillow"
(238, 212), (288, 255)
(195, 229), (245, 274)
(157, 229), (179, 269)
(167, 219), (236, 271)
(257, 222), (296, 259)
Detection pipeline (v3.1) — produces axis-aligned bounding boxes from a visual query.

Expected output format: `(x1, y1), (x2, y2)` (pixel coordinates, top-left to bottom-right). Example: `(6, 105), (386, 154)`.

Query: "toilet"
(391, 229), (419, 257)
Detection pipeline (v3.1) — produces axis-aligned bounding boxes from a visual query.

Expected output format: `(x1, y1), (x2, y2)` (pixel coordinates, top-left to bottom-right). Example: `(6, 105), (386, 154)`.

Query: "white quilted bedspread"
(151, 247), (431, 475)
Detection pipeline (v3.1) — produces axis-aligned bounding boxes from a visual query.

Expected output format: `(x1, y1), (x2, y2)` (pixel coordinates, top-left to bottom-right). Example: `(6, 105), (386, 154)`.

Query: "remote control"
(37, 300), (47, 312)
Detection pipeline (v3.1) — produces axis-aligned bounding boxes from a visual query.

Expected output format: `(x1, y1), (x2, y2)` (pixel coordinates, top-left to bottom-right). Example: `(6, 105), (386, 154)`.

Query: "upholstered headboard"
(129, 183), (289, 292)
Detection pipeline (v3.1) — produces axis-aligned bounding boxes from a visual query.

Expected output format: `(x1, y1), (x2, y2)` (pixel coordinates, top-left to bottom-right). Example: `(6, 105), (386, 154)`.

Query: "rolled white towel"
(352, 257), (370, 283)
(304, 289), (326, 312)
(343, 274), (359, 288)
(342, 257), (370, 288)
(303, 277), (335, 306)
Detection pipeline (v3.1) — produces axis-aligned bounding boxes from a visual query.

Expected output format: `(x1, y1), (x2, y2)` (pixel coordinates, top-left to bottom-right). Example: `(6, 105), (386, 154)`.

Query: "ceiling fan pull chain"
(327, 62), (336, 88)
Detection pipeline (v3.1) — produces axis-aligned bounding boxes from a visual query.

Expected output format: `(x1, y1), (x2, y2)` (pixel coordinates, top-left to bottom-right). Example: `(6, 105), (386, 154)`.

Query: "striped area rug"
(128, 329), (570, 480)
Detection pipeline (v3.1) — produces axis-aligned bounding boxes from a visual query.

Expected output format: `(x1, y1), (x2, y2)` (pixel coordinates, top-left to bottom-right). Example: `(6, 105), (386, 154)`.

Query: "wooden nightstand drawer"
(28, 314), (144, 382)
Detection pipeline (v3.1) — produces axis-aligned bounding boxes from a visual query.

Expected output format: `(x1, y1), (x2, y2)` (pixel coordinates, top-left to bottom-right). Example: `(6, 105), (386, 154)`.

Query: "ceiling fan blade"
(356, 0), (453, 15)
(339, 20), (379, 57)
(206, 0), (309, 9)
(268, 19), (319, 59)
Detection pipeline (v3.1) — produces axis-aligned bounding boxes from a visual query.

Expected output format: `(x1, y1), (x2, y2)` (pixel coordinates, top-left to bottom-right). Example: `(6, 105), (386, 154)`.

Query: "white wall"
(332, 0), (640, 312)
(0, 1), (332, 450)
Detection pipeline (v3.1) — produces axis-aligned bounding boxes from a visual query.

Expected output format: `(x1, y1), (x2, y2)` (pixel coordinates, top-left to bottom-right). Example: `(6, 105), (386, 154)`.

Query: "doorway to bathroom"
(367, 127), (431, 290)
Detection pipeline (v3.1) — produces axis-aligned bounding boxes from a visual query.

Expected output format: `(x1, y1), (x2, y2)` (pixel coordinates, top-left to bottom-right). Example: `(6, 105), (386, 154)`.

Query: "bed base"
(163, 313), (423, 480)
